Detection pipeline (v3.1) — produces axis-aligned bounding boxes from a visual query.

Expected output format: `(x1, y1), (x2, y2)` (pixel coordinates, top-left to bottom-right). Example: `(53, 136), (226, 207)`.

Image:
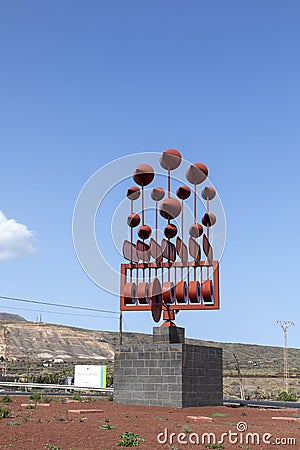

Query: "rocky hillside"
(0, 319), (299, 376)
(0, 321), (115, 361)
(0, 313), (26, 321)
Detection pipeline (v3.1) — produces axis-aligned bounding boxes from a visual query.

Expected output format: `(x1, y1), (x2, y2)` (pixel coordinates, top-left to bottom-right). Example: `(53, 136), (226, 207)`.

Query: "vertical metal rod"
(167, 167), (171, 283)
(130, 198), (133, 278)
(155, 199), (158, 243)
(142, 185), (145, 225)
(194, 183), (197, 223)
(119, 311), (123, 345)
(181, 199), (184, 242)
(206, 199), (209, 279)
(168, 239), (170, 282)
(130, 228), (133, 268)
(181, 197), (184, 282)
(200, 266), (203, 303)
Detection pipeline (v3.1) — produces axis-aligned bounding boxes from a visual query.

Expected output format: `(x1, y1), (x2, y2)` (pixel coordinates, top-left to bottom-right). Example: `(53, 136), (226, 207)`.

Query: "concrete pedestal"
(114, 327), (223, 407)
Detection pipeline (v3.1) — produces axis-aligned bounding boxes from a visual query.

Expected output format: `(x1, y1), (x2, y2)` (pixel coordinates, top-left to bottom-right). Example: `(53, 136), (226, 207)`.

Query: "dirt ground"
(0, 396), (299, 450)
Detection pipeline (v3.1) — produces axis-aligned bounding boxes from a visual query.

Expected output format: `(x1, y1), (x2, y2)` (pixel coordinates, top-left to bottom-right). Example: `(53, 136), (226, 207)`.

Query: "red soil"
(0, 396), (299, 449)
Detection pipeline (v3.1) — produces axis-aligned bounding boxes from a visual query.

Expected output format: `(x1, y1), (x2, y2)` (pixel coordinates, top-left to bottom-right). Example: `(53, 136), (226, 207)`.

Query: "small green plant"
(276, 390), (297, 402)
(99, 423), (117, 430)
(107, 393), (113, 401)
(69, 393), (82, 402)
(117, 432), (145, 447)
(45, 445), (61, 450)
(6, 420), (21, 426)
(210, 412), (229, 417)
(0, 396), (12, 403)
(154, 416), (168, 421)
(182, 424), (190, 433)
(29, 393), (42, 403)
(0, 407), (10, 419)
(171, 446), (179, 450)
(204, 445), (225, 449)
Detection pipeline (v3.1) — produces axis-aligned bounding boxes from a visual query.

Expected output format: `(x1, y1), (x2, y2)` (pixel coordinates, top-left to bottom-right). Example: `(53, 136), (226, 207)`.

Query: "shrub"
(45, 445), (61, 450)
(69, 393), (82, 402)
(99, 423), (117, 430)
(117, 432), (145, 447)
(276, 390), (297, 402)
(0, 407), (10, 419)
(0, 396), (12, 403)
(29, 393), (42, 403)
(204, 445), (226, 449)
(7, 420), (21, 426)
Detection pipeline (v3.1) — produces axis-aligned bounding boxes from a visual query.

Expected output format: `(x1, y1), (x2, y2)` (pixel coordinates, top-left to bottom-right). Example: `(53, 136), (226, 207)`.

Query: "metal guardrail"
(0, 381), (113, 392)
(224, 398), (300, 409)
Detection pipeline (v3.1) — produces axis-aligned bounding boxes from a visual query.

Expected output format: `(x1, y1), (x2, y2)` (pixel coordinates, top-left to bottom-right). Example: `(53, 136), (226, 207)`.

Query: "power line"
(0, 295), (118, 315)
(0, 304), (118, 320)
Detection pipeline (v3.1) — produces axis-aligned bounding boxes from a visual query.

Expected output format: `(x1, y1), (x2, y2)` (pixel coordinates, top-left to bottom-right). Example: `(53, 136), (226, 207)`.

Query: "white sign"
(74, 365), (106, 388)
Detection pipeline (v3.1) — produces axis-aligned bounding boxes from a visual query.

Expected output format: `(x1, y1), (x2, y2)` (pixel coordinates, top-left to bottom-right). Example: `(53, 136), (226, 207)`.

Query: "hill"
(0, 313), (26, 322)
(0, 320), (299, 376)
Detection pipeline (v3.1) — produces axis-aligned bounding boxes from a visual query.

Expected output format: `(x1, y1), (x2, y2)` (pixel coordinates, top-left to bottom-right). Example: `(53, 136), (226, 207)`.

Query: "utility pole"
(277, 320), (294, 391)
(233, 353), (245, 400)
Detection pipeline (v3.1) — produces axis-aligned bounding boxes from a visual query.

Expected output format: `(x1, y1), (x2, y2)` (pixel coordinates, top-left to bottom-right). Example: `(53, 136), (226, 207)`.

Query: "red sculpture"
(120, 149), (220, 327)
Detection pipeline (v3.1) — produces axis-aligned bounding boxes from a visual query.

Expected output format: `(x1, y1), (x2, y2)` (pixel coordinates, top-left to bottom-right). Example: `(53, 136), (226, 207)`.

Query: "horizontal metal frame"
(120, 260), (219, 312)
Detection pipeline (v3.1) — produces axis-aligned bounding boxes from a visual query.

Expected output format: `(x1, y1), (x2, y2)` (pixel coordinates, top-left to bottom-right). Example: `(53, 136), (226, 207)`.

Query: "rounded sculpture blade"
(161, 238), (176, 262)
(150, 238), (163, 263)
(136, 240), (151, 262)
(202, 234), (213, 260)
(149, 277), (162, 322)
(188, 237), (201, 262)
(176, 236), (188, 264)
(122, 240), (139, 263)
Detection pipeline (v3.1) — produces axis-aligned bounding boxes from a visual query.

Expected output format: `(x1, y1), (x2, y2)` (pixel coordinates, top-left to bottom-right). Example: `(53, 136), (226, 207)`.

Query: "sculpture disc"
(149, 277), (162, 322)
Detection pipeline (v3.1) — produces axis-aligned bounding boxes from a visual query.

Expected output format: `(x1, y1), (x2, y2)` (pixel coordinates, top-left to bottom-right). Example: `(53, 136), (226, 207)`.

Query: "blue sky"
(0, 1), (299, 348)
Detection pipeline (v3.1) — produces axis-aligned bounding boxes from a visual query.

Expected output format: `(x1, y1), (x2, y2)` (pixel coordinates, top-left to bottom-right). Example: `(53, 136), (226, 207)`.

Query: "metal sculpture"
(120, 149), (220, 327)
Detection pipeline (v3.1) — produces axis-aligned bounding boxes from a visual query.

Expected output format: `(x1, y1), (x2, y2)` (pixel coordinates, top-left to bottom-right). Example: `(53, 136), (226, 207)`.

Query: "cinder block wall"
(114, 327), (223, 407)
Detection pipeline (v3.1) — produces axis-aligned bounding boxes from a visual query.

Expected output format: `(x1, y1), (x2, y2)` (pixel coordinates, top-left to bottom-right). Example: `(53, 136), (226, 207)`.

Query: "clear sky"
(0, 1), (299, 348)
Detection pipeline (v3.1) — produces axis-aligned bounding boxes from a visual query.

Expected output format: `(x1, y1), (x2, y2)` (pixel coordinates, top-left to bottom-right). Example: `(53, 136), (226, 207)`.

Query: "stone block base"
(114, 327), (223, 407)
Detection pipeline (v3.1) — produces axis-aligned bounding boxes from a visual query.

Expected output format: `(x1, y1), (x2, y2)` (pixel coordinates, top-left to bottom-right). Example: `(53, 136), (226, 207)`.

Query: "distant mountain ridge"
(0, 312), (26, 322)
(0, 319), (299, 375)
